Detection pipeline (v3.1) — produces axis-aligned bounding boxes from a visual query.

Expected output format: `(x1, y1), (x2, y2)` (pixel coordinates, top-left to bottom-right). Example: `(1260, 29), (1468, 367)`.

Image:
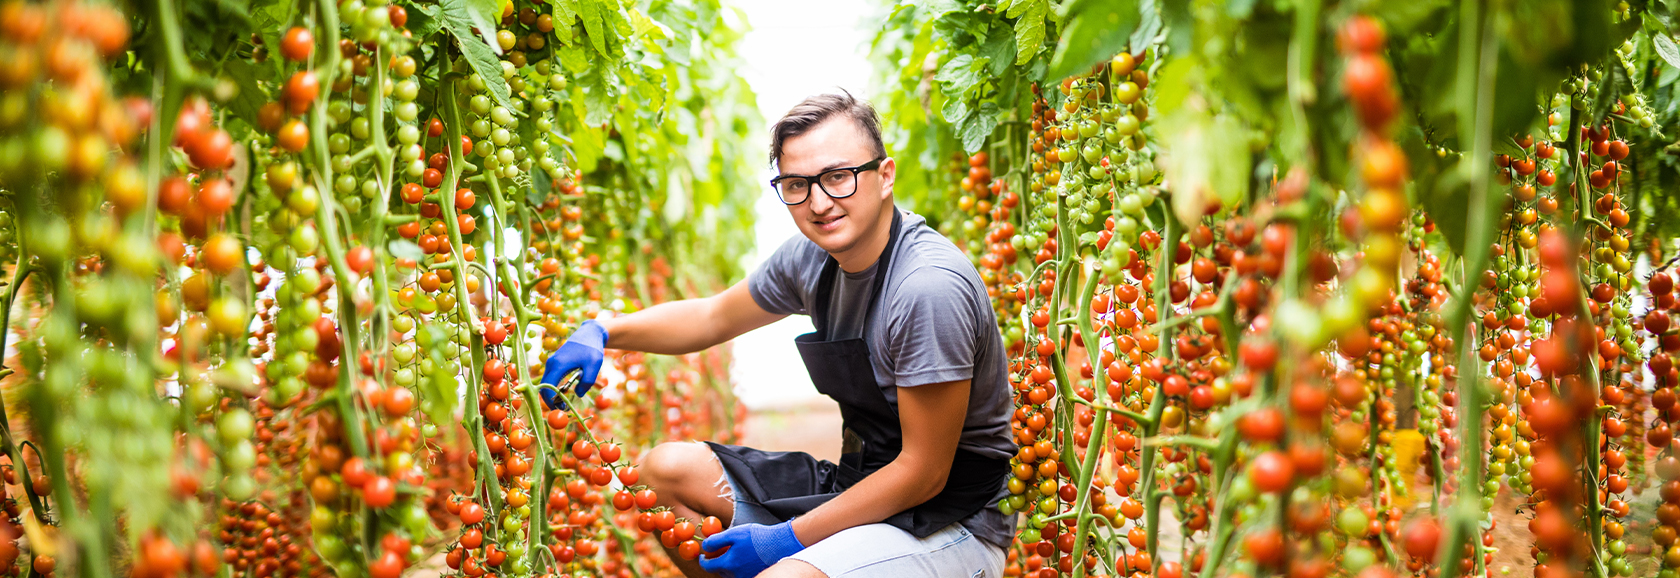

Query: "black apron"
(707, 210), (1009, 538)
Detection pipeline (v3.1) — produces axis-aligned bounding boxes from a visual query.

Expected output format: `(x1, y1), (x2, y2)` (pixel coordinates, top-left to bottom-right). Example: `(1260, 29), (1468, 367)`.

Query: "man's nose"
(808, 186), (835, 213)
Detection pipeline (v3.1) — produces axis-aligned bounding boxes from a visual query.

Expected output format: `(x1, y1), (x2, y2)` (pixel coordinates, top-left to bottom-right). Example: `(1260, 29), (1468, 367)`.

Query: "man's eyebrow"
(780, 160), (854, 177)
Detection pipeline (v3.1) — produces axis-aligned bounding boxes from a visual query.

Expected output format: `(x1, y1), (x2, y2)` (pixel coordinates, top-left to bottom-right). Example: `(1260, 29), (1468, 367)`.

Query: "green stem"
(439, 55), (503, 527)
(1139, 213), (1178, 578)
(0, 265), (49, 518)
(1437, 1), (1500, 576)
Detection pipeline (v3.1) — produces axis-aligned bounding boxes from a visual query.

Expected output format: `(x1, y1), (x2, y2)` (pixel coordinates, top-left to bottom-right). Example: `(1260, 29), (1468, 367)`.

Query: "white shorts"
(788, 522), (1007, 578)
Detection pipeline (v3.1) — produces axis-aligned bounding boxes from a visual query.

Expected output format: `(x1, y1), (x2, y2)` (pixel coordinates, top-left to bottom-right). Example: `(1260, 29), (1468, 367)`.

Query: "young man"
(540, 92), (1015, 578)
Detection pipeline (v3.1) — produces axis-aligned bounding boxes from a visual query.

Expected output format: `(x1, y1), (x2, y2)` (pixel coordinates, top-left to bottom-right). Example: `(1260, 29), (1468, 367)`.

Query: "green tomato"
(1342, 545), (1375, 573)
(184, 382), (218, 414)
(1336, 507), (1367, 535)
(223, 440), (257, 472)
(218, 408), (255, 444)
(289, 224), (320, 254)
(222, 473), (256, 501)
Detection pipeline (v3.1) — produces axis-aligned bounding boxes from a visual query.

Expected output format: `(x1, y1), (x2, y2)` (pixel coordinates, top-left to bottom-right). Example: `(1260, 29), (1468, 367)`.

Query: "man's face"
(775, 117), (895, 257)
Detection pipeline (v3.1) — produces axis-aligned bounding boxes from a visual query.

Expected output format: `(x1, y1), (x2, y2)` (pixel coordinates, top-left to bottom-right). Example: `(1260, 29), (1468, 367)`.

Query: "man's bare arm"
(787, 379), (969, 544)
(596, 279), (786, 355)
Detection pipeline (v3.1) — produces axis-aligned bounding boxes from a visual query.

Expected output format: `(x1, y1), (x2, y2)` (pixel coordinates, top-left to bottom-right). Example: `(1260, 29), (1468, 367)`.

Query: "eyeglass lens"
(776, 169), (858, 204)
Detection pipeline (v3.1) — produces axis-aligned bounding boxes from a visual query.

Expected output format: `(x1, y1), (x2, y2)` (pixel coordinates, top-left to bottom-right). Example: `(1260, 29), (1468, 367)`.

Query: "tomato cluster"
(885, 6), (1680, 578)
(0, 0), (754, 573)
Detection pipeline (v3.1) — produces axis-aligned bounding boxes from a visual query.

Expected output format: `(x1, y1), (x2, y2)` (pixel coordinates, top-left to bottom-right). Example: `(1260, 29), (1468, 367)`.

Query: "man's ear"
(878, 157), (896, 200)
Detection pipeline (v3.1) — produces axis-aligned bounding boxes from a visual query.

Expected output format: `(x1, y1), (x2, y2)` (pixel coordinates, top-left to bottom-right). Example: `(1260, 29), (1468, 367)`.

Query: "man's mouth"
(812, 215), (844, 231)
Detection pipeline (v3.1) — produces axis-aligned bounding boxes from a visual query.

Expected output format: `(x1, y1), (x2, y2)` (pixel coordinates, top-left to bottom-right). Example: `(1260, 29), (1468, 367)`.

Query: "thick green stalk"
(438, 51), (503, 526)
(484, 173), (557, 573)
(1139, 213), (1178, 577)
(1069, 263), (1111, 578)
(1437, 1), (1500, 576)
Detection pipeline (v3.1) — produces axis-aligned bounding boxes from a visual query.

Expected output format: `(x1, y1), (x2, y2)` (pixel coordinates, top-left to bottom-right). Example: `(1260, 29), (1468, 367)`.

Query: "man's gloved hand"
(697, 520), (806, 578)
(539, 319), (608, 410)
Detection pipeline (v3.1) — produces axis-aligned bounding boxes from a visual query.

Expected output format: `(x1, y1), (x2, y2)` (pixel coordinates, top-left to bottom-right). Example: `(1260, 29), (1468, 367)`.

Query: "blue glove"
(698, 520), (806, 578)
(539, 320), (608, 410)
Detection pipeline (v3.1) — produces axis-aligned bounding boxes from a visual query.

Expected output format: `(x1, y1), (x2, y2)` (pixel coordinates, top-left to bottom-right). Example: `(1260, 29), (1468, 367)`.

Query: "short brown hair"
(768, 90), (886, 168)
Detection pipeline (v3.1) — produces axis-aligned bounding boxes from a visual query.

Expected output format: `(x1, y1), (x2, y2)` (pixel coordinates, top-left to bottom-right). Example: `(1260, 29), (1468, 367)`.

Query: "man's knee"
(641, 441), (716, 486)
(759, 559), (826, 578)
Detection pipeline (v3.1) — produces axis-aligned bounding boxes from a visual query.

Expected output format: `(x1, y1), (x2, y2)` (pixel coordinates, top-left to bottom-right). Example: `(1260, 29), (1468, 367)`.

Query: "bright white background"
(725, 0), (877, 409)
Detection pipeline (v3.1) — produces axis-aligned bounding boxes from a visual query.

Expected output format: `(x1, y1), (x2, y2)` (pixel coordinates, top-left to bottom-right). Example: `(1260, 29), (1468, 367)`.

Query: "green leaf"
(1078, 231), (1100, 246)
(388, 239), (424, 261)
(959, 101), (999, 153)
(221, 59), (272, 129)
(1158, 96), (1249, 228)
(978, 24), (1017, 75)
(1160, 0), (1191, 57)
(1656, 32), (1680, 71)
(1131, 0), (1160, 52)
(405, 2), (443, 38)
(458, 0), (505, 54)
(440, 0), (518, 113)
(935, 53), (990, 94)
(557, 42), (590, 75)
(1047, 0), (1138, 82)
(1011, 0), (1050, 65)
(941, 98), (970, 124)
(924, 0), (962, 15)
(627, 7), (665, 41)
(579, 0), (615, 56)
(579, 66), (619, 126)
(552, 0), (582, 42)
(1151, 57), (1193, 117)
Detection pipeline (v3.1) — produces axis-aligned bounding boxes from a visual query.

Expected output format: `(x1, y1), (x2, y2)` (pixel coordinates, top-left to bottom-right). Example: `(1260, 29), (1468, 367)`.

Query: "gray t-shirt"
(747, 207), (1017, 547)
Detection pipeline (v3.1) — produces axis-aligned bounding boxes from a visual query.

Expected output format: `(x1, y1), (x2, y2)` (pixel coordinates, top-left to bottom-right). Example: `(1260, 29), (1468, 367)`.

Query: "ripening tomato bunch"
(893, 7), (1680, 578)
(0, 0), (754, 572)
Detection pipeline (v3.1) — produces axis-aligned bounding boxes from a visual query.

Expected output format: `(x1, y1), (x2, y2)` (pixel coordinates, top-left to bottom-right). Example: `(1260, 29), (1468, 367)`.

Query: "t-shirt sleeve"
(747, 236), (814, 316)
(885, 266), (982, 387)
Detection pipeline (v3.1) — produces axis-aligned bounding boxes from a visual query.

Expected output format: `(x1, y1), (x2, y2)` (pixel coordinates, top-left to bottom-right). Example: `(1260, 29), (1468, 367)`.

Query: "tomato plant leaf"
(1151, 57), (1193, 117)
(1660, 61), (1680, 87)
(387, 240), (424, 262)
(557, 43), (590, 75)
(1158, 96), (1249, 228)
(1009, 0), (1049, 65)
(1047, 0), (1138, 83)
(933, 9), (990, 41)
(551, 0), (582, 44)
(1131, 0), (1160, 53)
(936, 53), (990, 96)
(627, 7), (666, 43)
(406, 2), (444, 39)
(579, 0), (616, 56)
(1655, 32), (1680, 71)
(578, 65), (619, 126)
(942, 98), (970, 125)
(441, 0), (518, 114)
(978, 24), (1017, 75)
(221, 59), (273, 130)
(459, 0), (506, 54)
(1160, 0), (1191, 57)
(958, 101), (1000, 153)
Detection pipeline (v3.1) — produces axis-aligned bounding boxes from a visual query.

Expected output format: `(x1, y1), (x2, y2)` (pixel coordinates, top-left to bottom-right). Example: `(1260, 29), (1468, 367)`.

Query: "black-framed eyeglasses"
(769, 158), (884, 205)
